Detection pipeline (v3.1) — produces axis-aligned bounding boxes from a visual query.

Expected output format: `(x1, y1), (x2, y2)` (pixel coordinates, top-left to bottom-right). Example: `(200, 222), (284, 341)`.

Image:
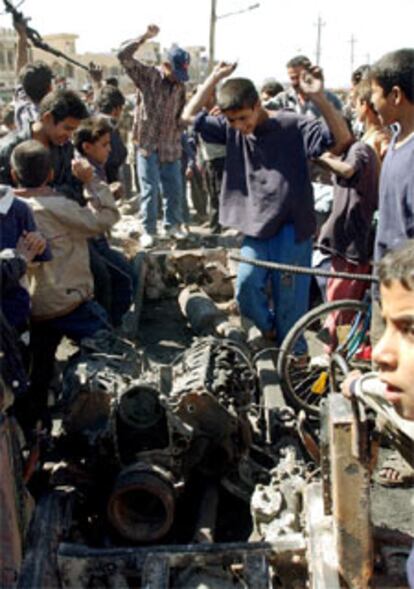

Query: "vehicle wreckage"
(3, 246), (414, 588)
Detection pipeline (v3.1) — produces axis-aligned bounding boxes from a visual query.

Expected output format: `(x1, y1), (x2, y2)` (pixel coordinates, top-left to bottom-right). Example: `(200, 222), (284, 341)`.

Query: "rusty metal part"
(178, 285), (226, 335)
(327, 394), (373, 589)
(57, 538), (307, 588)
(107, 463), (175, 543)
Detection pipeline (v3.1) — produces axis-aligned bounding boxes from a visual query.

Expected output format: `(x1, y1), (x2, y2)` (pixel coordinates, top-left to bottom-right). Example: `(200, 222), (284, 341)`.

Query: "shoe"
(139, 232), (154, 248)
(161, 225), (186, 240)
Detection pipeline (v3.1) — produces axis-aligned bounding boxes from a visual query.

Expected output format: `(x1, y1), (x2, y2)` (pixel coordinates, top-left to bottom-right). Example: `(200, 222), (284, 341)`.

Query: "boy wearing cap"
(118, 25), (190, 248)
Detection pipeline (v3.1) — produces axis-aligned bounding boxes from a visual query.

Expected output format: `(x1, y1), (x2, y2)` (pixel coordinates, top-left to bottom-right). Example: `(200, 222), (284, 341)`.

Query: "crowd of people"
(1, 18), (414, 587)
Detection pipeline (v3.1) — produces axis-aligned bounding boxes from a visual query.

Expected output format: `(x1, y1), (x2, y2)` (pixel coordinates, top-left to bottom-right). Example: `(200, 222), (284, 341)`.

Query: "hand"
(88, 61), (103, 85)
(145, 24), (160, 39)
(185, 167), (194, 180)
(340, 370), (362, 398)
(17, 231), (47, 262)
(109, 181), (124, 200)
(299, 65), (324, 97)
(209, 105), (222, 117)
(211, 61), (238, 83)
(71, 158), (94, 184)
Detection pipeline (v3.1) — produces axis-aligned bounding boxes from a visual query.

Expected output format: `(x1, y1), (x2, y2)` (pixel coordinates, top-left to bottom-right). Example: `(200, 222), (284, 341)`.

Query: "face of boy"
(83, 133), (111, 165)
(373, 280), (414, 420)
(224, 102), (261, 135)
(370, 80), (396, 127)
(43, 114), (81, 146)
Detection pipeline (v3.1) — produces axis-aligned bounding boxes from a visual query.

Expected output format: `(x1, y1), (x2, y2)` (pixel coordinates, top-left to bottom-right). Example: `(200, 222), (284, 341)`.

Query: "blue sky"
(1, 0), (414, 87)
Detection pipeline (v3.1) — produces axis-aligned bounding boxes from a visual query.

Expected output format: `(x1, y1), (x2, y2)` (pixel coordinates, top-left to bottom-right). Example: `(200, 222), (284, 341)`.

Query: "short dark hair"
(286, 55), (311, 69)
(217, 78), (259, 111)
(105, 77), (119, 88)
(371, 49), (414, 103)
(261, 79), (284, 98)
(96, 86), (125, 114)
(19, 61), (53, 104)
(73, 116), (112, 154)
(351, 64), (371, 86)
(11, 140), (52, 188)
(39, 89), (89, 124)
(378, 240), (414, 290)
(353, 79), (373, 106)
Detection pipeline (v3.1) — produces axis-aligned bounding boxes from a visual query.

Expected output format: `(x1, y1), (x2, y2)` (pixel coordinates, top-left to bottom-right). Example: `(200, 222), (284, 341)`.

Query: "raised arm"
(117, 24), (159, 64)
(14, 18), (30, 75)
(300, 66), (352, 155)
(181, 61), (237, 125)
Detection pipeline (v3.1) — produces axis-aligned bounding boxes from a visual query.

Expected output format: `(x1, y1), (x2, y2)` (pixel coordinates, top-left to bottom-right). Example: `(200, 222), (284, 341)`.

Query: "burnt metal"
(327, 394), (373, 589)
(57, 538), (306, 588)
(17, 489), (76, 589)
(56, 336), (258, 544)
(193, 482), (219, 544)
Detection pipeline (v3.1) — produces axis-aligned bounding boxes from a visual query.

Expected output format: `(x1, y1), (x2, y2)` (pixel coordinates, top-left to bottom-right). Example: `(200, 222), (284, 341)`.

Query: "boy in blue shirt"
(182, 62), (351, 351)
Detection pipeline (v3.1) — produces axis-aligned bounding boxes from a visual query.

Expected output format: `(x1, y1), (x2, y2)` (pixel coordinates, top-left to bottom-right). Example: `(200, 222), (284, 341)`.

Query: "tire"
(277, 299), (370, 416)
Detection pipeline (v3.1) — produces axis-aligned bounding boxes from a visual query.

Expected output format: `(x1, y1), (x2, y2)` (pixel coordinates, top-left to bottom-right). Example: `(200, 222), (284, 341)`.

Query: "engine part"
(251, 448), (307, 542)
(107, 463), (175, 543)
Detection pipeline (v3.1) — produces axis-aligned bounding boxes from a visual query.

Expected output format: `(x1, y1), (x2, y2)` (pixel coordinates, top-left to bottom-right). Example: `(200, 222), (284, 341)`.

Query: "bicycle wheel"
(277, 299), (370, 416)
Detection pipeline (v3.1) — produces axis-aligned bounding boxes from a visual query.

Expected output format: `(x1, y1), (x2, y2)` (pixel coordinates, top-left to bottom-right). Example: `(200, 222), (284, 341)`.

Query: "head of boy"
(19, 61), (53, 104)
(38, 89), (89, 146)
(286, 55), (312, 92)
(353, 79), (377, 124)
(96, 86), (125, 120)
(260, 79), (284, 102)
(373, 240), (414, 420)
(217, 78), (264, 135)
(163, 46), (190, 84)
(73, 116), (112, 166)
(11, 140), (52, 188)
(370, 49), (414, 127)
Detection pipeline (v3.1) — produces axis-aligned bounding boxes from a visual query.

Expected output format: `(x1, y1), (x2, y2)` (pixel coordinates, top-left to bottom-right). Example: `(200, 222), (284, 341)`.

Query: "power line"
(314, 15), (325, 66)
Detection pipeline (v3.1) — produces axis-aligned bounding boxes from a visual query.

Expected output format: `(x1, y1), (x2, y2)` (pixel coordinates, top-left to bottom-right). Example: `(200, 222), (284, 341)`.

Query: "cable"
(230, 254), (378, 283)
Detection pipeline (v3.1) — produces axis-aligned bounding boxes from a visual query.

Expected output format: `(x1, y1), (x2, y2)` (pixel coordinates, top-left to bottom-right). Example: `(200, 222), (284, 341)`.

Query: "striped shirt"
(118, 49), (186, 163)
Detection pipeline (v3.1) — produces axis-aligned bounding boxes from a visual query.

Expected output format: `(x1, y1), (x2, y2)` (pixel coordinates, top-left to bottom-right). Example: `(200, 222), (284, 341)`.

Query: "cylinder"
(107, 463), (175, 542)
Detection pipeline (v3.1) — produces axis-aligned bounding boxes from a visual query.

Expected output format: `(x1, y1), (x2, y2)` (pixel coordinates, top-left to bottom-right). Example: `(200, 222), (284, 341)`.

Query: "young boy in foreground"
(12, 139), (119, 432)
(182, 61), (351, 351)
(342, 240), (414, 588)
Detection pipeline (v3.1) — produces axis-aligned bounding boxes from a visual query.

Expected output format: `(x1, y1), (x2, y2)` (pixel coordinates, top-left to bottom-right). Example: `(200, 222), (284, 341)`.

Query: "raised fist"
(146, 24), (160, 39)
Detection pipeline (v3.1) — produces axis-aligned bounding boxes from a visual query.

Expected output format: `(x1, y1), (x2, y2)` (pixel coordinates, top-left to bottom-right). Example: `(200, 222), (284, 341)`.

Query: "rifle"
(3, 0), (90, 72)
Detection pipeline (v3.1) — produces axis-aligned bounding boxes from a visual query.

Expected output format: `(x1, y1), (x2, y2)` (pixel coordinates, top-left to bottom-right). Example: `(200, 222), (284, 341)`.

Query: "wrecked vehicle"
(6, 245), (414, 588)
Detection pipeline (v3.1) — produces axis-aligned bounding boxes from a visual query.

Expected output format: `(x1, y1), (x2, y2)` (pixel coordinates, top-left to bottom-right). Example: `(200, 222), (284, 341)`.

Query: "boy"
(370, 49), (414, 263)
(353, 79), (390, 161)
(73, 117), (134, 327)
(95, 85), (128, 184)
(367, 49), (414, 349)
(0, 88), (89, 204)
(182, 62), (351, 350)
(342, 241), (414, 588)
(0, 184), (49, 332)
(118, 24), (189, 248)
(12, 139), (119, 432)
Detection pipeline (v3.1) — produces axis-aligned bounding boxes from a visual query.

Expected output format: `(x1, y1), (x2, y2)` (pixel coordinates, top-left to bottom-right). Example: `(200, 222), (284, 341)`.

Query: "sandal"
(373, 452), (414, 488)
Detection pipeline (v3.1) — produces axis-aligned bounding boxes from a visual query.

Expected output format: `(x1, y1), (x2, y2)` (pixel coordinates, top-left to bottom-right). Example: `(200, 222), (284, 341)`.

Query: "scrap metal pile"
(14, 248), (414, 589)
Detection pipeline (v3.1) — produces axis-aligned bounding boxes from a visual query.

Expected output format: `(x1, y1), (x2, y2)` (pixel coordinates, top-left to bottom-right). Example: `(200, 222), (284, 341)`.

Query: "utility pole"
(314, 15), (325, 66)
(349, 34), (357, 74)
(208, 1), (260, 73)
(208, 0), (217, 73)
